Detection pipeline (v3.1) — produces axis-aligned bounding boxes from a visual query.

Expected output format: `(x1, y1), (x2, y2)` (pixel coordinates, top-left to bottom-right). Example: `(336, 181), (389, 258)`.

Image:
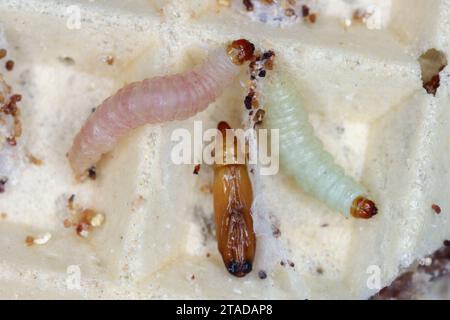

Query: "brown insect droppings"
(424, 74), (441, 96)
(243, 0), (254, 11)
(0, 49), (6, 60)
(88, 166), (97, 180)
(63, 219), (73, 228)
(301, 5), (310, 17)
(285, 8), (296, 17)
(27, 154), (43, 166)
(253, 109), (265, 125)
(25, 236), (35, 247)
(193, 164), (201, 175)
(432, 204), (442, 215)
(5, 60), (14, 71)
(67, 194), (76, 210)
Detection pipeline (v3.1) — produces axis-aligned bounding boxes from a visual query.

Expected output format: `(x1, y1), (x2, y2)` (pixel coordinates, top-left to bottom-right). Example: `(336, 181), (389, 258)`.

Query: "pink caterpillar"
(68, 40), (255, 178)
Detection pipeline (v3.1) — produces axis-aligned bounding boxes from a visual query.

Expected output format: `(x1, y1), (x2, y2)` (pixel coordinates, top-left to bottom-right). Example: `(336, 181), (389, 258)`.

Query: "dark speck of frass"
(88, 166), (97, 180)
(432, 204), (442, 215)
(0, 177), (8, 193)
(258, 270), (267, 280)
(244, 95), (253, 110)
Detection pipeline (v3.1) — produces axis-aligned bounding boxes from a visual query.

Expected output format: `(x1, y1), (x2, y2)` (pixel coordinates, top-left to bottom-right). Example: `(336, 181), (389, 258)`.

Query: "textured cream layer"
(0, 0), (449, 299)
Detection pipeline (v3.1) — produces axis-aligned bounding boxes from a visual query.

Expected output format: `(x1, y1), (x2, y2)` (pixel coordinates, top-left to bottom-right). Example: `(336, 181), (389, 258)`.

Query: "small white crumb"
(79, 230), (90, 238)
(343, 18), (352, 28)
(33, 232), (52, 245)
(90, 213), (105, 227)
(423, 257), (433, 267)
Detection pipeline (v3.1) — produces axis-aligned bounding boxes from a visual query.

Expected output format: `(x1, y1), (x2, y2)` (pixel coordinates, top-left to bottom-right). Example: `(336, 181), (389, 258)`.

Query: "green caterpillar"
(263, 72), (377, 219)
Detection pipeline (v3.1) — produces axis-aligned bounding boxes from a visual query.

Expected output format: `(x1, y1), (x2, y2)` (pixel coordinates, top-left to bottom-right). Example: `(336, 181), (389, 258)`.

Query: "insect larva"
(263, 72), (377, 219)
(213, 121), (256, 277)
(68, 39), (255, 178)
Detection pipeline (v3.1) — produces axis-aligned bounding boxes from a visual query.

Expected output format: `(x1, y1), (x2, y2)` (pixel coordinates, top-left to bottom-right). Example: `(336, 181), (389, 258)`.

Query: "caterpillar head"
(227, 39), (255, 65)
(351, 196), (378, 219)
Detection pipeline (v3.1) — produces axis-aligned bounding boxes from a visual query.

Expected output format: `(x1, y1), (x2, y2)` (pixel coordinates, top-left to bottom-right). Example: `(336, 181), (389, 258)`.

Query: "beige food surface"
(0, 0), (449, 299)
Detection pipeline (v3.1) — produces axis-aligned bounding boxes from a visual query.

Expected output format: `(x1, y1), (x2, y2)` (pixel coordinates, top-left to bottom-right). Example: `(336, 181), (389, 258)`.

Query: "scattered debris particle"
(26, 153), (43, 166)
(206, 252), (211, 258)
(132, 195), (146, 211)
(0, 177), (7, 193)
(289, 261), (295, 268)
(272, 225), (281, 238)
(0, 212), (7, 220)
(63, 195), (105, 238)
(5, 60), (14, 71)
(418, 49), (447, 96)
(284, 8), (296, 17)
(193, 164), (201, 175)
(58, 56), (75, 66)
(227, 39), (256, 65)
(0, 49), (6, 60)
(33, 232), (52, 245)
(191, 274), (196, 280)
(316, 267), (324, 275)
(25, 236), (35, 246)
(217, 0), (231, 7)
(421, 257), (433, 267)
(63, 219), (72, 228)
(90, 212), (105, 227)
(200, 184), (213, 194)
(243, 0), (254, 11)
(301, 5), (310, 17)
(253, 109), (265, 125)
(101, 55), (115, 66)
(67, 194), (76, 211)
(321, 223), (329, 228)
(373, 242), (450, 299)
(308, 13), (317, 23)
(432, 204), (442, 215)
(424, 75), (441, 96)
(88, 166), (97, 180)
(280, 260), (285, 267)
(244, 94), (253, 110)
(258, 270), (267, 279)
